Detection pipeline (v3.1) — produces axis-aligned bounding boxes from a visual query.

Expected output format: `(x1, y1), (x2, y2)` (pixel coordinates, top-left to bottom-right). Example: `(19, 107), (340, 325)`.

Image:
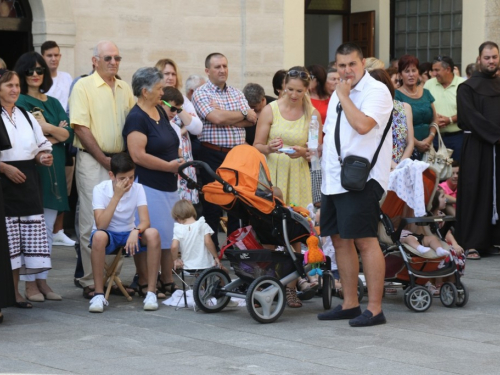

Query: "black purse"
(334, 102), (392, 191)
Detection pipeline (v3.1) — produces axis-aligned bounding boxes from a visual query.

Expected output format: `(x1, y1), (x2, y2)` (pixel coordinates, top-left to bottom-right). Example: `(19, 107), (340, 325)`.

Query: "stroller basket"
(224, 249), (299, 284)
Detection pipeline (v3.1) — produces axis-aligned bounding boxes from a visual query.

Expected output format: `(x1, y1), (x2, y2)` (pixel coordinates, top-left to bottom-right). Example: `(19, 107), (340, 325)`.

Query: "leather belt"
(440, 130), (463, 137)
(201, 142), (232, 153)
(78, 148), (118, 157)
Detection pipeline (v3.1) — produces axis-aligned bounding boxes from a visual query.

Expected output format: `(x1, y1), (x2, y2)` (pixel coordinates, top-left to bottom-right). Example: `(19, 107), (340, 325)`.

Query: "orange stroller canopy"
(202, 145), (276, 214)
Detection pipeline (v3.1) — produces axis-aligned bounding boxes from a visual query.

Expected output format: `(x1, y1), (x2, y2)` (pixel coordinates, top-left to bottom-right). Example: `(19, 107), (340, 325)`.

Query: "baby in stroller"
(400, 187), (464, 258)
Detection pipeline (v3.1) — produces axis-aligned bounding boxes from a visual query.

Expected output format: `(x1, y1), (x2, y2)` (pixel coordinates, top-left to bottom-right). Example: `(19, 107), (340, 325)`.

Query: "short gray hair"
(131, 67), (163, 97)
(242, 83), (265, 106)
(185, 74), (205, 94)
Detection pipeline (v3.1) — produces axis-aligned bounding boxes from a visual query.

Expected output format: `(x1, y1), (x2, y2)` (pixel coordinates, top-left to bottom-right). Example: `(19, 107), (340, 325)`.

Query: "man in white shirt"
(42, 41), (73, 111)
(41, 40), (76, 247)
(317, 43), (393, 327)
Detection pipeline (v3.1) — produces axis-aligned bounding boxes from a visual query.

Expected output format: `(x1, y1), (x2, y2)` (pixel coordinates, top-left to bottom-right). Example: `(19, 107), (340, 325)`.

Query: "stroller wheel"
(405, 286), (433, 312)
(357, 276), (364, 303)
(193, 268), (231, 313)
(440, 282), (458, 308)
(322, 271), (333, 310)
(455, 281), (469, 307)
(246, 276), (285, 324)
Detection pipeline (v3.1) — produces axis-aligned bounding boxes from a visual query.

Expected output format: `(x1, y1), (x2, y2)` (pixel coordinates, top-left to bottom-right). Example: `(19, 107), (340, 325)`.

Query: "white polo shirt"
(321, 71), (393, 195)
(92, 180), (147, 232)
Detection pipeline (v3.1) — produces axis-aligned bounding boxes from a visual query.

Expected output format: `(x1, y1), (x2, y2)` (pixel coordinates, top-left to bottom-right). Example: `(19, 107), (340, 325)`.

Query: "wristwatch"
(241, 109), (248, 121)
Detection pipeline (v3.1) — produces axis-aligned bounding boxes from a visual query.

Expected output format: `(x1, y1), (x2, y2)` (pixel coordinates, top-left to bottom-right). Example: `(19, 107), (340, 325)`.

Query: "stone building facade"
(27, 0), (304, 95)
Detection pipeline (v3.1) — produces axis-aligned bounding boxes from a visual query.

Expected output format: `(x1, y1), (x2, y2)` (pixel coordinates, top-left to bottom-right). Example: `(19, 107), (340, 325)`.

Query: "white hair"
(93, 40), (118, 57)
(185, 74), (206, 94)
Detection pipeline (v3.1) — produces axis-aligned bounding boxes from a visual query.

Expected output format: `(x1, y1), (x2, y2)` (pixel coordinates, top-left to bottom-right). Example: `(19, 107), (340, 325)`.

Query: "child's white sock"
(436, 247), (449, 257)
(416, 245), (431, 254)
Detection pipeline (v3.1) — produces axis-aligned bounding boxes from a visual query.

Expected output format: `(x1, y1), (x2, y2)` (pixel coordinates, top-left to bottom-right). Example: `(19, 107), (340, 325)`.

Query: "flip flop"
(466, 249), (481, 260)
(14, 301), (33, 309)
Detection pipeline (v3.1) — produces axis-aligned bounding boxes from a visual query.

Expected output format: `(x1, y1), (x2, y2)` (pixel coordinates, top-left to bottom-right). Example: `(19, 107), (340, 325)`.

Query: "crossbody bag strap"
(334, 101), (393, 170)
(334, 102), (343, 164)
(369, 112), (393, 171)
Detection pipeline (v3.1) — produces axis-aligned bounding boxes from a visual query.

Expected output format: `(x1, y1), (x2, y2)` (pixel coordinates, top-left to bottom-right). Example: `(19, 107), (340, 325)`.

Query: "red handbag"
(219, 226), (263, 259)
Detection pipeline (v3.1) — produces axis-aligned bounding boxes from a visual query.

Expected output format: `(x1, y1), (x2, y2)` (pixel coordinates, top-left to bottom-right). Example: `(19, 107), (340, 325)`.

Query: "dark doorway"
(0, 0), (33, 69)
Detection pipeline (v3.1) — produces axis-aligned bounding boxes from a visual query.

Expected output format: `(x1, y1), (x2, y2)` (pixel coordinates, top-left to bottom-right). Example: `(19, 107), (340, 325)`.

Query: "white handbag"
(422, 125), (453, 180)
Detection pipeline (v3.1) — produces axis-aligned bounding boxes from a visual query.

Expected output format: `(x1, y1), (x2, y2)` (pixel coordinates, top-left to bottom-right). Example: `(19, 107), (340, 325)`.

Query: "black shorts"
(320, 179), (384, 239)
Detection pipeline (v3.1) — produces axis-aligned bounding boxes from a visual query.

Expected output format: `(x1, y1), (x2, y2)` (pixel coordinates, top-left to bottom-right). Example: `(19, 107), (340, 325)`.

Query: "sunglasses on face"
(162, 100), (183, 114)
(97, 55), (122, 62)
(287, 70), (310, 80)
(25, 67), (45, 76)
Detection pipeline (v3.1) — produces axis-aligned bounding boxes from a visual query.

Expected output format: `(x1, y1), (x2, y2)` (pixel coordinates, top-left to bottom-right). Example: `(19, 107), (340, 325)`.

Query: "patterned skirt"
(6, 214), (52, 275)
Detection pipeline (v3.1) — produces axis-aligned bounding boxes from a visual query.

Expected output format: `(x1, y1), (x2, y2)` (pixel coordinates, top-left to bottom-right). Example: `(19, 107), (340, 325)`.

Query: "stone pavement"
(2, 245), (500, 375)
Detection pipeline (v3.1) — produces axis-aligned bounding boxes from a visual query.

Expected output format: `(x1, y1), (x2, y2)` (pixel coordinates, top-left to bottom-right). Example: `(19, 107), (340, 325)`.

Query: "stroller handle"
(178, 160), (235, 194)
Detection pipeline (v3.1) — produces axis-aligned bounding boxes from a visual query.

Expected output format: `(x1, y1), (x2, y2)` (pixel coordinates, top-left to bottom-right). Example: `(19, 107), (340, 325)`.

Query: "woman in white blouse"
(0, 70), (54, 309)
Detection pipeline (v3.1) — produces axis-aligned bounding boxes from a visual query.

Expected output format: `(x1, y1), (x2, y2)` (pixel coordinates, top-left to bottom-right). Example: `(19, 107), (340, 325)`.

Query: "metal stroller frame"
(379, 167), (468, 312)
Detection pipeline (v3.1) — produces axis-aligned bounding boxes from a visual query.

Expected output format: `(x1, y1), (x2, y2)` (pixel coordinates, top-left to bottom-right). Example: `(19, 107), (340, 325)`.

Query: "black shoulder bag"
(334, 102), (393, 191)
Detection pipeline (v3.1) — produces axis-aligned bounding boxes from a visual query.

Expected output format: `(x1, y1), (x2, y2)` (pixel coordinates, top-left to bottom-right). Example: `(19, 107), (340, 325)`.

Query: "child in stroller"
(381, 166), (469, 311)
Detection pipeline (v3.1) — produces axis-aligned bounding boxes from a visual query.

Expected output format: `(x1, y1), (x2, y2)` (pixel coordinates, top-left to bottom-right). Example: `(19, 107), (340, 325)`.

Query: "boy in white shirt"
(88, 153), (161, 313)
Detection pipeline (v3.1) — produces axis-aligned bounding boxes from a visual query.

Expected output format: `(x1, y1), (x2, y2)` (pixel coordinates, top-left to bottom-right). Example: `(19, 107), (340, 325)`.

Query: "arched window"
(0, 0), (33, 69)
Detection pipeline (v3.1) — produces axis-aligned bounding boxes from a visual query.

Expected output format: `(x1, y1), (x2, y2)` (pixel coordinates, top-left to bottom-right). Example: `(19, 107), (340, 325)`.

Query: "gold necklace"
(402, 86), (419, 96)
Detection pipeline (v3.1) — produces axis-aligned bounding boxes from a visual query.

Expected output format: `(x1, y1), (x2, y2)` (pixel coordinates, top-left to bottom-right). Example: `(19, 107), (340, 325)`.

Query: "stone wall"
(43, 0), (295, 96)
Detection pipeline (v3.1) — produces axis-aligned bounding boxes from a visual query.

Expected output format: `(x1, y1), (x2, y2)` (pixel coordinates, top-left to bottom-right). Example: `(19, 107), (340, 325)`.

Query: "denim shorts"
(90, 229), (147, 254)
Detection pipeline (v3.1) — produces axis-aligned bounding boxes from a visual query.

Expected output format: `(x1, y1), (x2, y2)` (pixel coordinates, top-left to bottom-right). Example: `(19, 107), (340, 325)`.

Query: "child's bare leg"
(423, 236), (449, 256)
(401, 235), (431, 254)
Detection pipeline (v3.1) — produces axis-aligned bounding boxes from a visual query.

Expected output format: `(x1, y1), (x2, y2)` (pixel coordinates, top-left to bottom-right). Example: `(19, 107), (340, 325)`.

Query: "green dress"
(16, 94), (74, 212)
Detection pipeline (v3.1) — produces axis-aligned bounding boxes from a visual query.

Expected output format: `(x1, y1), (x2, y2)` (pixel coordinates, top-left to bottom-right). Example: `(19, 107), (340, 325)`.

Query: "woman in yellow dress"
(254, 66), (322, 308)
(254, 66), (321, 209)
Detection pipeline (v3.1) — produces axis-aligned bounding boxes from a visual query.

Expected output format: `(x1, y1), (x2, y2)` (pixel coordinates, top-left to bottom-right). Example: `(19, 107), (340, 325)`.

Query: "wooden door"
(343, 11), (375, 57)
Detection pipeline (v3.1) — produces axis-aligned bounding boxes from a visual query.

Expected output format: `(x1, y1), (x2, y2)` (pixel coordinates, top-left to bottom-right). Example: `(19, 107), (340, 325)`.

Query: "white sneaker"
(143, 292), (158, 311)
(89, 294), (108, 313)
(53, 230), (76, 247)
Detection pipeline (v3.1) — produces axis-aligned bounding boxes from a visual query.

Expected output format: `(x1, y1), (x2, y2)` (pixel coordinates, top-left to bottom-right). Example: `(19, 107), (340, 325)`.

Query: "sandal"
(109, 285), (136, 297)
(157, 279), (180, 295)
(14, 301), (33, 309)
(82, 286), (95, 300)
(466, 249), (481, 260)
(425, 281), (440, 297)
(286, 287), (302, 308)
(297, 278), (318, 292)
(137, 284), (166, 299)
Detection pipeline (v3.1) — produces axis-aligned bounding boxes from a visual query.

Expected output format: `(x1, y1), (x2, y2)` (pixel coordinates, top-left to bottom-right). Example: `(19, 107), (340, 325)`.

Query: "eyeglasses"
(287, 70), (310, 80)
(95, 55), (122, 62)
(25, 67), (45, 76)
(162, 100), (183, 114)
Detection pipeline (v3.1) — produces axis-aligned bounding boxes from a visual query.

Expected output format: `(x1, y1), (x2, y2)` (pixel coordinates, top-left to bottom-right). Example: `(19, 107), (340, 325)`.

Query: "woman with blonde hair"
(254, 66), (319, 208)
